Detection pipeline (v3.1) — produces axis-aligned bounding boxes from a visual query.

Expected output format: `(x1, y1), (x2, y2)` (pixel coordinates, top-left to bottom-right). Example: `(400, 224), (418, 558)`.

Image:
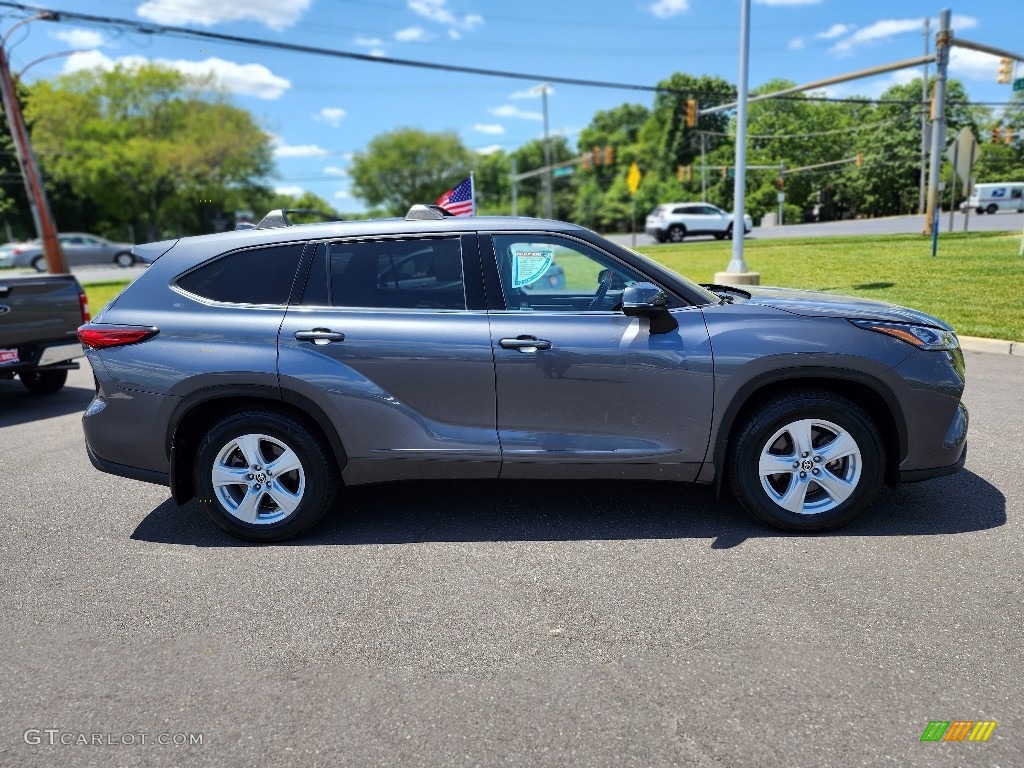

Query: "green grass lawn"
(80, 231), (1024, 341)
(637, 231), (1024, 341)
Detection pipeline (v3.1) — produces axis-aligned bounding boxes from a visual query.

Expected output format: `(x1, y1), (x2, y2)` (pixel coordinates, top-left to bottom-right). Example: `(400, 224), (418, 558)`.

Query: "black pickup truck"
(0, 273), (89, 394)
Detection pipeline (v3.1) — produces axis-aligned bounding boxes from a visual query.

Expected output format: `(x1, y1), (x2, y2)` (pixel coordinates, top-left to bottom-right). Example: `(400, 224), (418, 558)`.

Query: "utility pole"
(700, 132), (707, 202)
(777, 160), (785, 226)
(918, 17), (930, 215)
(924, 9), (951, 252)
(510, 157), (518, 216)
(540, 84), (553, 219)
(0, 21), (66, 273)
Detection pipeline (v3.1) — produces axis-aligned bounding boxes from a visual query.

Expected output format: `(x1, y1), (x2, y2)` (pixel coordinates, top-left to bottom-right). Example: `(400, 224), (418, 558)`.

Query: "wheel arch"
(167, 385), (348, 505)
(710, 368), (906, 495)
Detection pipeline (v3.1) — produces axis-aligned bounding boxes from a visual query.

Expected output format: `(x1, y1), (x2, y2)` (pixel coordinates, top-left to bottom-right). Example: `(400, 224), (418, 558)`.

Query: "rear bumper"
(85, 438), (169, 487)
(899, 443), (966, 482)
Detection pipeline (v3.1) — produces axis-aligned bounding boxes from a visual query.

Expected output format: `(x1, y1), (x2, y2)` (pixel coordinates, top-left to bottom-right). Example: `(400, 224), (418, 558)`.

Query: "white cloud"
(787, 37), (805, 50)
(342, 151), (355, 161)
(272, 137), (329, 158)
(137, 0), (311, 31)
(473, 123), (505, 134)
(408, 0), (483, 34)
(509, 85), (554, 100)
(333, 190), (351, 200)
(353, 35), (384, 47)
(448, 29), (460, 40)
(395, 26), (432, 42)
(476, 144), (502, 155)
(63, 51), (291, 99)
(754, 0), (821, 6)
(315, 107), (347, 127)
(649, 0), (688, 19)
(830, 15), (976, 55)
(949, 47), (1003, 81)
(816, 23), (854, 40)
(490, 105), (542, 121)
(274, 186), (306, 197)
(323, 165), (348, 176)
(53, 28), (104, 49)
(369, 48), (387, 58)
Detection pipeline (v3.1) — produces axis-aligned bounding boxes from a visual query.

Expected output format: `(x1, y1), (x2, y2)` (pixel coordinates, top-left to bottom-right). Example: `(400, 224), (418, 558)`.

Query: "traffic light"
(685, 99), (698, 128)
(997, 57), (1013, 84)
(993, 126), (1002, 143)
(676, 165), (692, 182)
(1006, 128), (1015, 145)
(603, 145), (614, 165)
(592, 146), (601, 165)
(777, 177), (784, 190)
(678, 165), (684, 182)
(581, 153), (592, 170)
(721, 166), (727, 178)
(856, 152), (863, 168)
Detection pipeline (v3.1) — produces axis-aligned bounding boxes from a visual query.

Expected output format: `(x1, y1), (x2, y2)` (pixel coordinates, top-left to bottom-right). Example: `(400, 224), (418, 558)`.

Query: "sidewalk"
(958, 336), (1018, 355)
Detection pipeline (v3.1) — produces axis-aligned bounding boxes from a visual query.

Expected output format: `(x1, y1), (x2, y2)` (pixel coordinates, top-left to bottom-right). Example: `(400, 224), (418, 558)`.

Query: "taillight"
(77, 324), (159, 349)
(79, 290), (91, 323)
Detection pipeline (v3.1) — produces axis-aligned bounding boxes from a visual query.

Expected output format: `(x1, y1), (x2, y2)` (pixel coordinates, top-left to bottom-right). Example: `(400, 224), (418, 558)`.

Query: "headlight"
(850, 320), (958, 351)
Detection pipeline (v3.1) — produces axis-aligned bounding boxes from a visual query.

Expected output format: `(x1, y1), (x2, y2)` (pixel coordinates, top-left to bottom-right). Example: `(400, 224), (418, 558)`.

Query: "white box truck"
(963, 182), (1024, 214)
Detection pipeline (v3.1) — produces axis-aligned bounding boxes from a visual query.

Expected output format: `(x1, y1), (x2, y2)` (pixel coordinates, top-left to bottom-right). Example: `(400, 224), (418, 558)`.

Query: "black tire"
(976, 207), (985, 214)
(31, 256), (46, 273)
(114, 252), (134, 267)
(654, 232), (668, 243)
(986, 204), (998, 215)
(667, 224), (686, 243)
(725, 224), (734, 240)
(194, 410), (339, 542)
(728, 390), (884, 532)
(19, 368), (68, 394)
(714, 232), (726, 240)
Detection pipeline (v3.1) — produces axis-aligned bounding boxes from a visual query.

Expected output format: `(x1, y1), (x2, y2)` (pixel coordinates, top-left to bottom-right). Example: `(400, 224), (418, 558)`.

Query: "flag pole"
(470, 171), (476, 216)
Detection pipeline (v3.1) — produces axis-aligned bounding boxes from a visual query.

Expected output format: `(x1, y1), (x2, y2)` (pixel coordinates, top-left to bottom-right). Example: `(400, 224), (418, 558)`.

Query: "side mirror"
(622, 282), (677, 334)
(622, 282), (668, 317)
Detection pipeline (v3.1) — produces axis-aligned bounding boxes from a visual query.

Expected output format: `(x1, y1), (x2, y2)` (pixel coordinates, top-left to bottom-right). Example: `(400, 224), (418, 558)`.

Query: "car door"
(277, 234), (500, 486)
(483, 232), (714, 481)
(58, 235), (87, 266)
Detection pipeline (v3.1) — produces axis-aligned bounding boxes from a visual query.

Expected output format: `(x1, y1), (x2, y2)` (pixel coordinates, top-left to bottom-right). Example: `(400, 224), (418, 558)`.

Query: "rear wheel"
(114, 252), (134, 267)
(986, 204), (998, 215)
(725, 224), (734, 240)
(667, 224), (686, 243)
(31, 256), (46, 272)
(194, 410), (339, 542)
(729, 390), (884, 531)
(20, 369), (67, 394)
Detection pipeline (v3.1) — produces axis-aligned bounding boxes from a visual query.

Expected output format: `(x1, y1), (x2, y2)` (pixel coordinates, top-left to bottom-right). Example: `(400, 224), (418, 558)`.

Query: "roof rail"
(405, 204), (453, 221)
(241, 208), (341, 231)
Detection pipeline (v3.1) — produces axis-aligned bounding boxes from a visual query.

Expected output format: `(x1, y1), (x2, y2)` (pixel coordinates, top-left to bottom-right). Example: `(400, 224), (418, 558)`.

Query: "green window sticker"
(510, 245), (554, 288)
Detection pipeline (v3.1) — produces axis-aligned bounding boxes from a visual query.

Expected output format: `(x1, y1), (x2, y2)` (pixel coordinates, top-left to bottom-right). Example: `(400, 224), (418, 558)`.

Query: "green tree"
(349, 128), (473, 216)
(25, 63), (273, 240)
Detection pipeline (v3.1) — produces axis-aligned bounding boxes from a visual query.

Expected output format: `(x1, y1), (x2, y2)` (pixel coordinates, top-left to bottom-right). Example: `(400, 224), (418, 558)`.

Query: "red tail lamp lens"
(77, 325), (158, 349)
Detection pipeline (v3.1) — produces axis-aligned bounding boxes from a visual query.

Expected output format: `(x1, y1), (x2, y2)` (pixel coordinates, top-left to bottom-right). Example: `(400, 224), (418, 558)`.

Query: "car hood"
(742, 286), (953, 330)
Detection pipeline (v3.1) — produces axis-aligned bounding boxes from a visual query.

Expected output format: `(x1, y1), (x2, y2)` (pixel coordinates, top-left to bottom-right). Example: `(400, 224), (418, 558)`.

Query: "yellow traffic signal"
(721, 166), (727, 178)
(1006, 127), (1014, 145)
(582, 153), (592, 170)
(592, 146), (601, 165)
(677, 165), (684, 182)
(997, 57), (1013, 84)
(604, 145), (614, 165)
(856, 152), (863, 168)
(685, 165), (692, 181)
(685, 99), (698, 128)
(993, 126), (1001, 143)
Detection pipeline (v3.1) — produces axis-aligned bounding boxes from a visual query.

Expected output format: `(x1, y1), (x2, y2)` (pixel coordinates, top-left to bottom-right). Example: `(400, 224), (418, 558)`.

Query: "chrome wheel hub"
(212, 433), (305, 525)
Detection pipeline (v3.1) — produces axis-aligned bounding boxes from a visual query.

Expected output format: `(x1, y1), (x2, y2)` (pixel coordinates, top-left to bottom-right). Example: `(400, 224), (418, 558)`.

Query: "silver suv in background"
(646, 203), (753, 243)
(78, 207), (967, 542)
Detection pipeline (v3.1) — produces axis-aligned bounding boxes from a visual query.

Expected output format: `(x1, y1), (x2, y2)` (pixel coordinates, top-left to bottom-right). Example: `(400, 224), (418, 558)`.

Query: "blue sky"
(8, 0), (1022, 209)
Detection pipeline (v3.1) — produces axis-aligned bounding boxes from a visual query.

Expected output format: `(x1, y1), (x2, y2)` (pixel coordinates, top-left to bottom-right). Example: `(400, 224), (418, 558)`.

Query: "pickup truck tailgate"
(0, 275), (85, 347)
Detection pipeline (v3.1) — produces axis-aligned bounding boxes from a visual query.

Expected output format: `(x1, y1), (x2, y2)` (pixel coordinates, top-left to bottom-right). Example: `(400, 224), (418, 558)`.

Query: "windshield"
(618, 244), (719, 305)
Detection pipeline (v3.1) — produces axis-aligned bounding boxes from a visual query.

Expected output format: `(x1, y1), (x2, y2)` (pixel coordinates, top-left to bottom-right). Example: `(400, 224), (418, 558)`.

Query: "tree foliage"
(25, 63), (273, 240)
(349, 128), (473, 216)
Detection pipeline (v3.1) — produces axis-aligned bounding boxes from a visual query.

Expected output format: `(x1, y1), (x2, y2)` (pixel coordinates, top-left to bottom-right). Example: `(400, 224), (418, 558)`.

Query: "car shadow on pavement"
(130, 469), (1005, 550)
(0, 376), (93, 428)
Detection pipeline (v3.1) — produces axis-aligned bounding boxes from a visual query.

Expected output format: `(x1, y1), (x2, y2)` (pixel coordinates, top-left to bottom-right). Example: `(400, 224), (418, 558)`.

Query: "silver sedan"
(13, 233), (135, 272)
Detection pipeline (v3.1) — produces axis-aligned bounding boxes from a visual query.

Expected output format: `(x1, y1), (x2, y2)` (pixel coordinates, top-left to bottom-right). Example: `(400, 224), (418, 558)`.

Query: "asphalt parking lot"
(1, 352), (1021, 767)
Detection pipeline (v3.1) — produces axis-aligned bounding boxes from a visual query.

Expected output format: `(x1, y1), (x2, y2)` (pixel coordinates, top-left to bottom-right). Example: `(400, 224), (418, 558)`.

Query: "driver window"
(491, 234), (641, 312)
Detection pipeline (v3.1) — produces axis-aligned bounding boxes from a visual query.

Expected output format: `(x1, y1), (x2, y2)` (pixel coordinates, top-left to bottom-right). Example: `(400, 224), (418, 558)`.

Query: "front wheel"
(20, 369), (67, 394)
(114, 252), (134, 267)
(729, 390), (884, 531)
(194, 410), (339, 542)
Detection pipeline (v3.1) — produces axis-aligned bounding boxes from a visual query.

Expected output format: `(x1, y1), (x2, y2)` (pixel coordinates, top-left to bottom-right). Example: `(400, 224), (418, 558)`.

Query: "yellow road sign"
(627, 162), (641, 195)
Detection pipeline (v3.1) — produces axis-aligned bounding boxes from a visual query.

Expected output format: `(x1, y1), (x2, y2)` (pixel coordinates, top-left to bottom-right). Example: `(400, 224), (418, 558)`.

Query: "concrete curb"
(959, 336), (1017, 355)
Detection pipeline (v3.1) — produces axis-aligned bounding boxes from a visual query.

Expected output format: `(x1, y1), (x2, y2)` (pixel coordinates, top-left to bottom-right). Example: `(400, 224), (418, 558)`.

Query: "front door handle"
(499, 335), (552, 351)
(294, 328), (345, 345)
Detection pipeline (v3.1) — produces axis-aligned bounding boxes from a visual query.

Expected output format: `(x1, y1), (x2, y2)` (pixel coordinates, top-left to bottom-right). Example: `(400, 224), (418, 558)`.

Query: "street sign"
(626, 162), (641, 195)
(1015, 78), (1024, 92)
(552, 167), (574, 178)
(945, 127), (979, 182)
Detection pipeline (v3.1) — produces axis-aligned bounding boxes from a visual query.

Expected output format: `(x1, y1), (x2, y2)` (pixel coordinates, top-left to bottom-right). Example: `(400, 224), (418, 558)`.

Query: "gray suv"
(79, 208), (967, 542)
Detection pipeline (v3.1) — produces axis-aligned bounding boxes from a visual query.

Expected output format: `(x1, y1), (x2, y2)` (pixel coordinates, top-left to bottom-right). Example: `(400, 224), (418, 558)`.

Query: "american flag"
(436, 176), (475, 216)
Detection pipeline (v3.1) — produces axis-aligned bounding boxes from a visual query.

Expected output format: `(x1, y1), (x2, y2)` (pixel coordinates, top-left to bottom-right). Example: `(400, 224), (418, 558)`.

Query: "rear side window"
(328, 238), (466, 310)
(177, 244), (304, 305)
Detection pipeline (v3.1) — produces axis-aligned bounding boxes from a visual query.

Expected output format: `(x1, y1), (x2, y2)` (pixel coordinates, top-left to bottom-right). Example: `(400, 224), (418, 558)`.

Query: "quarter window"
(176, 244), (304, 305)
(328, 238), (466, 310)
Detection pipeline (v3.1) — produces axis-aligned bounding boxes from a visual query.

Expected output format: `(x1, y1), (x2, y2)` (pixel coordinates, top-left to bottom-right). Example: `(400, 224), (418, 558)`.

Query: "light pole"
(540, 83), (553, 219)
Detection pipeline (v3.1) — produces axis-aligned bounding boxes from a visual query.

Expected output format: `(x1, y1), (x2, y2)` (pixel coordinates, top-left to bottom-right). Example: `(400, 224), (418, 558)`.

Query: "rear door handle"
(294, 328), (345, 345)
(499, 336), (552, 351)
